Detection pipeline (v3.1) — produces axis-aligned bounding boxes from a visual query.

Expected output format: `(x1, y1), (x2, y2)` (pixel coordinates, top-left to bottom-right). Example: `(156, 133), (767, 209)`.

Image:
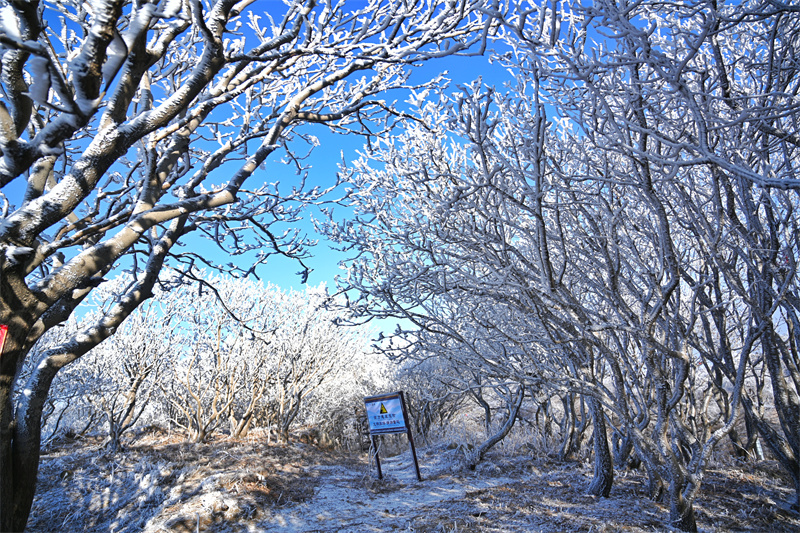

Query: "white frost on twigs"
(122, 3), (156, 47)
(102, 28), (128, 88)
(406, 89), (430, 108)
(27, 55), (52, 104)
(0, 4), (21, 41)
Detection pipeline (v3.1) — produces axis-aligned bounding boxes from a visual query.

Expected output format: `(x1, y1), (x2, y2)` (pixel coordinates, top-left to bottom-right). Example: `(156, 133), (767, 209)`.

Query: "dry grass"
(26, 428), (800, 532)
(29, 429), (351, 533)
(387, 450), (799, 533)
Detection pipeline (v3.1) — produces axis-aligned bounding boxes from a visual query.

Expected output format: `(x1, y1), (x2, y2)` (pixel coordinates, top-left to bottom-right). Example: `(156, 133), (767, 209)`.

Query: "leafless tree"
(327, 80), (618, 496)
(165, 324), (247, 442)
(154, 274), (277, 442)
(88, 294), (179, 452)
(0, 0), (499, 527)
(43, 275), (187, 451)
(148, 274), (373, 444)
(326, 2), (800, 521)
(262, 285), (365, 443)
(500, 2), (800, 527)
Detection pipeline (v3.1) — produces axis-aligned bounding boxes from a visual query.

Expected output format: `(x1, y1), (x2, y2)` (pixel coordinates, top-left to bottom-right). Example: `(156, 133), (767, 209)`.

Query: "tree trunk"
(470, 386), (492, 436)
(557, 394), (576, 460)
(0, 388), (35, 533)
(279, 392), (303, 443)
(669, 483), (698, 532)
(645, 462), (665, 501)
(763, 326), (800, 506)
(1, 344), (64, 532)
(106, 420), (123, 453)
(105, 375), (147, 452)
(612, 427), (639, 468)
(232, 413), (253, 439)
(586, 396), (613, 497)
(746, 399), (800, 506)
(469, 384), (524, 470)
(728, 426), (748, 459)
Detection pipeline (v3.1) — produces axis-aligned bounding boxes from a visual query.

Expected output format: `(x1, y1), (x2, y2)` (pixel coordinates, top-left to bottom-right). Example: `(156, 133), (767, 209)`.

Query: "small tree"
(146, 274), (373, 443)
(88, 301), (177, 452)
(260, 285), (365, 442)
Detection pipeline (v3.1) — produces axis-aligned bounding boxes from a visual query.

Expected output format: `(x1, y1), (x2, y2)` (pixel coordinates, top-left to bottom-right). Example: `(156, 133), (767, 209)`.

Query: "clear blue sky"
(257, 49), (513, 293)
(0, 0), (513, 298)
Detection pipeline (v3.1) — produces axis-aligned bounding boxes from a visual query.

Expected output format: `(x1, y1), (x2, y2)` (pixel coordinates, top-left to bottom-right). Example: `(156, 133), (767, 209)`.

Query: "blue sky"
(0, 0), (514, 301)
(254, 49), (514, 293)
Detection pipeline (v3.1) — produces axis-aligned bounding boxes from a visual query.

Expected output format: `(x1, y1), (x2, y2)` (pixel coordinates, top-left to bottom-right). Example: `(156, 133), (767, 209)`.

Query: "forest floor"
(27, 428), (800, 533)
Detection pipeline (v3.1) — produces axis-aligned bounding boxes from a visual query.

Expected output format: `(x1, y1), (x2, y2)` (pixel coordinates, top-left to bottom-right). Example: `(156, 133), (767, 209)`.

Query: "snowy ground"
(27, 430), (800, 532)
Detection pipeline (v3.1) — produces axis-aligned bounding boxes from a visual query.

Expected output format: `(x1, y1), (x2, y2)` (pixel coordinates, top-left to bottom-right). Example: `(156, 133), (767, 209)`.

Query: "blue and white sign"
(364, 393), (407, 434)
(363, 390), (422, 481)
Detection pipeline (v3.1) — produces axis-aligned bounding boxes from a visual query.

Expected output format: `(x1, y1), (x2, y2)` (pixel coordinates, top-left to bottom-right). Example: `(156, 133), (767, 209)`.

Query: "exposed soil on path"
(27, 431), (800, 532)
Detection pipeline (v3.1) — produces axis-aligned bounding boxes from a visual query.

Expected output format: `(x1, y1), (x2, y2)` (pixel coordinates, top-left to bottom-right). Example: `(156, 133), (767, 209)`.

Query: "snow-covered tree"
(146, 274), (374, 444)
(326, 2), (800, 531)
(328, 80), (617, 495)
(74, 278), (184, 451)
(0, 0), (498, 528)
(261, 285), (365, 443)
(158, 275), (273, 442)
(500, 2), (800, 528)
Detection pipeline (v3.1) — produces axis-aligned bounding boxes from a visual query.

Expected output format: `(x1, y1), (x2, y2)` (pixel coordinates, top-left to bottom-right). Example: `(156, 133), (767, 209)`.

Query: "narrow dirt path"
(257, 448), (519, 532)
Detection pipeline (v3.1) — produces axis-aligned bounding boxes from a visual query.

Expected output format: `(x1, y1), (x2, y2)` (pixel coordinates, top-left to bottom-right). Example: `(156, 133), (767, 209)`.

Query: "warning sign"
(363, 390), (422, 481)
(364, 393), (407, 435)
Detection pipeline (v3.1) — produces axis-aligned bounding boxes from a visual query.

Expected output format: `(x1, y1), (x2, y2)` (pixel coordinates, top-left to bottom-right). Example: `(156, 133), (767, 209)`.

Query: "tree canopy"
(327, 1), (800, 530)
(0, 0), (498, 529)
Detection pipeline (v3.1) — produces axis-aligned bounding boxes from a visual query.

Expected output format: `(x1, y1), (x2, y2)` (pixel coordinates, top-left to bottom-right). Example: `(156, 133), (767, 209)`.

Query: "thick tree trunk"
(0, 388), (33, 533)
(586, 396), (613, 497)
(1, 214), (182, 529)
(1, 346), (63, 532)
(191, 423), (208, 444)
(0, 266), (47, 533)
(763, 326), (800, 506)
(669, 484), (698, 533)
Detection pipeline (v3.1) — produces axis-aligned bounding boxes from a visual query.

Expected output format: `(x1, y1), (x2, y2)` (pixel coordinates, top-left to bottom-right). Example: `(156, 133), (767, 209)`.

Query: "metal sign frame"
(363, 390), (421, 482)
(364, 392), (406, 434)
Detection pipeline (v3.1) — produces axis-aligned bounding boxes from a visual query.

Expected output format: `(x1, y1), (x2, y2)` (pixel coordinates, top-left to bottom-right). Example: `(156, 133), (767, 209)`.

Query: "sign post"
(363, 390), (422, 482)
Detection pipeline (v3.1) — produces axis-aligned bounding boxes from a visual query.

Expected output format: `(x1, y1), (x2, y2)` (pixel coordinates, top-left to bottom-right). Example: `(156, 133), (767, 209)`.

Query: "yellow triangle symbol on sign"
(380, 403), (388, 414)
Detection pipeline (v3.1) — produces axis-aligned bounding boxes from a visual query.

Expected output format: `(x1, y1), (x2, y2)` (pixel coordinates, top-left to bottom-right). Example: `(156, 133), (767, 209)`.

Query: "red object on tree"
(0, 325), (7, 354)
